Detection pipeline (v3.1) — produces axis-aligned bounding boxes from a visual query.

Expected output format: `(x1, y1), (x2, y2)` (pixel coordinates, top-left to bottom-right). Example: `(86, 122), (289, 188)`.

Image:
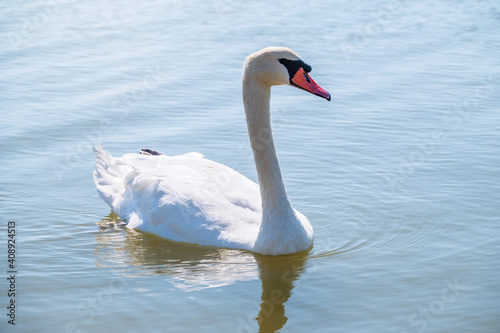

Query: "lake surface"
(1, 0), (499, 332)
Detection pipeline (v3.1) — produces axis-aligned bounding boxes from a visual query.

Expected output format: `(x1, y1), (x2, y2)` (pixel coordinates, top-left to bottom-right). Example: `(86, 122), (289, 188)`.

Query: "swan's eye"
(304, 72), (311, 83)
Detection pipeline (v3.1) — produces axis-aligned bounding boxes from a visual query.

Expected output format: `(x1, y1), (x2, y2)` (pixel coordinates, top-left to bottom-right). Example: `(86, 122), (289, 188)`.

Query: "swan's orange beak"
(291, 68), (331, 101)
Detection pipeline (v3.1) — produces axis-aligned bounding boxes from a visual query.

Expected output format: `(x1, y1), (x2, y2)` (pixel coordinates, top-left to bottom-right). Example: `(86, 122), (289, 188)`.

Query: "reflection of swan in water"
(95, 213), (258, 290)
(95, 214), (308, 331)
(250, 254), (307, 333)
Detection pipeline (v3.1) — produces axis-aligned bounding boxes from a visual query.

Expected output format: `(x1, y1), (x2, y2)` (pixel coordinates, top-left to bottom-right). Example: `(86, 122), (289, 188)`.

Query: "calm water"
(1, 0), (499, 332)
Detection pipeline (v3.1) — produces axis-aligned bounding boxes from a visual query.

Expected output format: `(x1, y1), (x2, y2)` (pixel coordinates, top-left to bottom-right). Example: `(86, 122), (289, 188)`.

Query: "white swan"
(93, 47), (330, 255)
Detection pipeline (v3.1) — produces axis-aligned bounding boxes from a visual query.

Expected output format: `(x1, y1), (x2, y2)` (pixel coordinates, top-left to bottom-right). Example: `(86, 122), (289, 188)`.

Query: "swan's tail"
(93, 146), (131, 215)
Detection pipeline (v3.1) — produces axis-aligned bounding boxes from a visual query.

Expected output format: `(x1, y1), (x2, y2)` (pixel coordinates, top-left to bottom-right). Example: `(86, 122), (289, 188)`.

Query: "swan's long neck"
(242, 78), (294, 220)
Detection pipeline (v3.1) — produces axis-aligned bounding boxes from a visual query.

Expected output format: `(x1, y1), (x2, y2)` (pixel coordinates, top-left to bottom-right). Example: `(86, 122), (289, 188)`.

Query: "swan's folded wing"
(104, 151), (262, 249)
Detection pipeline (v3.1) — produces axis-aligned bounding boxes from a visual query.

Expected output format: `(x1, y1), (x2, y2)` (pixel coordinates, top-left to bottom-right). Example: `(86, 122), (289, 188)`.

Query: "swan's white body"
(94, 47), (330, 255)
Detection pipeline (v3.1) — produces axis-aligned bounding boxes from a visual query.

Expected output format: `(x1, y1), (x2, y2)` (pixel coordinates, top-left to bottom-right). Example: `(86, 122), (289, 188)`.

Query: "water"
(1, 0), (499, 332)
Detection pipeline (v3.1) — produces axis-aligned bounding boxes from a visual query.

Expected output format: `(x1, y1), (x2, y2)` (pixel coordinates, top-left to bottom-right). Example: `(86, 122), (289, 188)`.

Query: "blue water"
(1, 0), (499, 332)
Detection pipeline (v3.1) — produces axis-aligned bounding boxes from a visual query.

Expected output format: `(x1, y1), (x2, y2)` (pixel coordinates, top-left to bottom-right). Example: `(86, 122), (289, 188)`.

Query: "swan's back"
(93, 146), (262, 249)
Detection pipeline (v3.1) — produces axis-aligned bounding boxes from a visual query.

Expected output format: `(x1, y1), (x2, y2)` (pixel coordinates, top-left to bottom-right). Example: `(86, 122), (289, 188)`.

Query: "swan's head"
(243, 47), (331, 101)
